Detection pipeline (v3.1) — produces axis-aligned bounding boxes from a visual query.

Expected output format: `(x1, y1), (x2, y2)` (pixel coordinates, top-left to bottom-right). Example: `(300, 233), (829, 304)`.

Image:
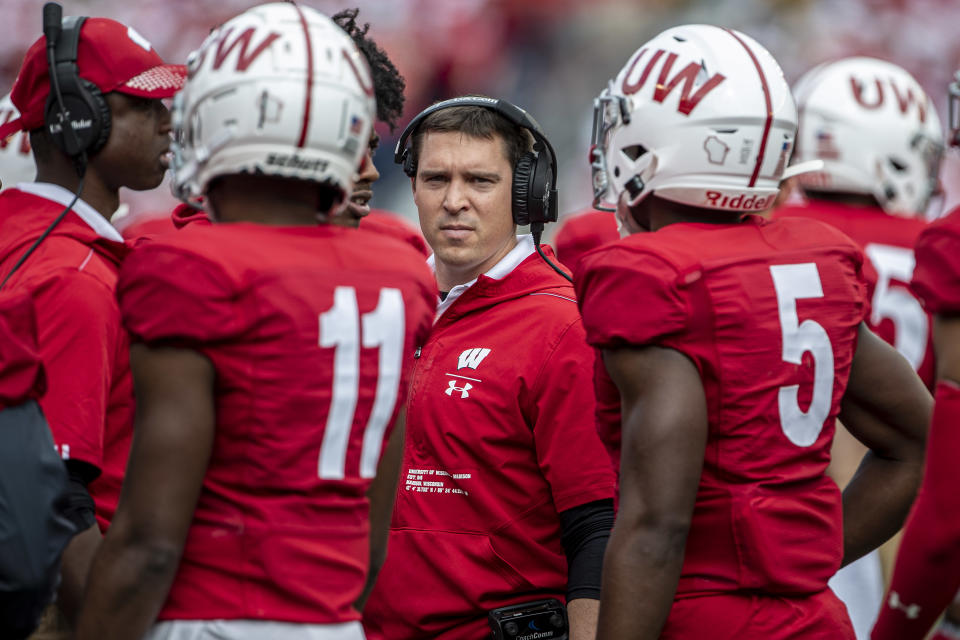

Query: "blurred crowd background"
(2, 0), (959, 238)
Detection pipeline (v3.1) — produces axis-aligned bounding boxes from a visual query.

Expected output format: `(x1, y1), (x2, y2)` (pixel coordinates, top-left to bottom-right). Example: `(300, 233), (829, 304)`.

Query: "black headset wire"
(0, 3), (88, 291)
(531, 222), (573, 284)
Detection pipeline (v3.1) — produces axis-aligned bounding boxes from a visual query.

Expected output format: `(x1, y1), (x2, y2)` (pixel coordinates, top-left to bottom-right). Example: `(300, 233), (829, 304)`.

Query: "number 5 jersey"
(116, 222), (436, 624)
(575, 214), (868, 595)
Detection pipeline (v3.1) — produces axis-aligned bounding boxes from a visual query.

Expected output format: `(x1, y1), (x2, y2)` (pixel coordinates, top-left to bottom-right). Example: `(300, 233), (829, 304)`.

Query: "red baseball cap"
(0, 17), (186, 140)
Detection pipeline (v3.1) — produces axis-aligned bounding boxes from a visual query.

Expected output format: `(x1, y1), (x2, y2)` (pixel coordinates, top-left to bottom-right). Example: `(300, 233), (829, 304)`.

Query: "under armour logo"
(887, 591), (921, 619)
(446, 380), (472, 398)
(458, 347), (491, 370)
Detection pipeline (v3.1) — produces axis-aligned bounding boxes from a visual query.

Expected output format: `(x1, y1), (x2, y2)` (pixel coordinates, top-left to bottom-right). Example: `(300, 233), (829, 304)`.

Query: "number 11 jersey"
(575, 215), (868, 596)
(117, 223), (436, 624)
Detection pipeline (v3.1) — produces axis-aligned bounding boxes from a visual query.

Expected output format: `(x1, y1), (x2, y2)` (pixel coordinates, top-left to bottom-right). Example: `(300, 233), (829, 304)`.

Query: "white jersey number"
(770, 263), (835, 447)
(864, 243), (926, 371)
(318, 286), (405, 479)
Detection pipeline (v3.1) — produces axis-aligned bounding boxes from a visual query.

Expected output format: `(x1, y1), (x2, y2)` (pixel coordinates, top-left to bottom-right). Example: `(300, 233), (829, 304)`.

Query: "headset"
(394, 96), (570, 281)
(43, 4), (111, 169)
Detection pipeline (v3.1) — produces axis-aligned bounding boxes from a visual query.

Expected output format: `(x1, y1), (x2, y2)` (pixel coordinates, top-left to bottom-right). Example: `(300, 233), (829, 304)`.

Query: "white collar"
(432, 235), (536, 319)
(16, 182), (124, 243)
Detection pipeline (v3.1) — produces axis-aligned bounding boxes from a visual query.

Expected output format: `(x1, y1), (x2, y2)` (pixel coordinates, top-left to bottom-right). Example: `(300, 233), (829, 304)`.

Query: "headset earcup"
(81, 80), (111, 155)
(43, 76), (108, 158)
(512, 152), (536, 226)
(401, 149), (416, 178)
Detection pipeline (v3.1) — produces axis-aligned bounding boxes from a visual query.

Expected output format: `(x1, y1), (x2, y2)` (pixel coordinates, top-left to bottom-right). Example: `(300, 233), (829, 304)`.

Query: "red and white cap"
(0, 17), (186, 140)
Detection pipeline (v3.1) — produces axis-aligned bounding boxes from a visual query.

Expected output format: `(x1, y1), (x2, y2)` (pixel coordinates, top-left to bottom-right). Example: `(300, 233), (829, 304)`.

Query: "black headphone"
(43, 3), (111, 165)
(394, 96), (559, 228)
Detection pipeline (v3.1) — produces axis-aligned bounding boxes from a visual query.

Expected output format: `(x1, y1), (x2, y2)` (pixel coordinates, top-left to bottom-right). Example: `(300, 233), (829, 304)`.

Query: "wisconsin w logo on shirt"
(458, 348), (491, 370)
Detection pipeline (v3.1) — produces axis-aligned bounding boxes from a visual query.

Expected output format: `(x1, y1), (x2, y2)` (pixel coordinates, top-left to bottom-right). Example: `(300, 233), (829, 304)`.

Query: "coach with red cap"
(0, 6), (184, 636)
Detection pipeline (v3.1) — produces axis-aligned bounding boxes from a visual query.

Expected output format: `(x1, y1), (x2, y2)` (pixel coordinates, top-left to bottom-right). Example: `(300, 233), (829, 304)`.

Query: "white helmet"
(0, 93), (35, 190)
(792, 57), (943, 217)
(591, 24), (797, 213)
(171, 2), (376, 205)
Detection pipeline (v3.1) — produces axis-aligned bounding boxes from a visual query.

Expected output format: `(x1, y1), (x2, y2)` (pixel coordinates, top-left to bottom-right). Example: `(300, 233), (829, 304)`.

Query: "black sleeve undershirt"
(63, 459), (99, 533)
(559, 498), (615, 601)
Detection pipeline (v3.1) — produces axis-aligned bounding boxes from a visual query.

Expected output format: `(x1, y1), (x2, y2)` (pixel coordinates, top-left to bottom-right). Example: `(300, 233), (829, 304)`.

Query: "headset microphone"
(42, 3), (61, 48)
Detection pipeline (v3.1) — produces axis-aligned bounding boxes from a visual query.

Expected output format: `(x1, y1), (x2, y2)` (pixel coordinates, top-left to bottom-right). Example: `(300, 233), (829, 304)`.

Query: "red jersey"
(117, 211), (176, 241)
(359, 210), (430, 257)
(0, 291), (45, 408)
(118, 223), (435, 625)
(171, 203), (211, 230)
(872, 207), (960, 638)
(911, 206), (960, 314)
(0, 185), (133, 530)
(363, 244), (616, 640)
(774, 200), (933, 387)
(576, 215), (868, 597)
(553, 208), (619, 272)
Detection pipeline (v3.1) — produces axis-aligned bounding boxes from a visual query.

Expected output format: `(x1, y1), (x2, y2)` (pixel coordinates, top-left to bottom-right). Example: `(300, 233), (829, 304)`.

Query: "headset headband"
(53, 16), (85, 67)
(394, 96), (558, 191)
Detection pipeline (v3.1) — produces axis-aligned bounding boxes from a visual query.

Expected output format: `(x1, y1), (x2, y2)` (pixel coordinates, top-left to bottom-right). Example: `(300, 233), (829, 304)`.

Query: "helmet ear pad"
(512, 149), (553, 226)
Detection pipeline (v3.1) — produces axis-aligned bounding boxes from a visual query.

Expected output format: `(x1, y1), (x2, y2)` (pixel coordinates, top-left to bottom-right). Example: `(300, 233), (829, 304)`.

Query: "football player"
(871, 69), (960, 640)
(332, 8), (429, 257)
(577, 25), (931, 639)
(74, 4), (435, 639)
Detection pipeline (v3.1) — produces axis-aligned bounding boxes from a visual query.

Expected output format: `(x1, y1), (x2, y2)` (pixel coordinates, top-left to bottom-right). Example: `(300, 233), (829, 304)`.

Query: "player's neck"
(208, 175), (336, 226)
(806, 191), (880, 209)
(640, 196), (743, 231)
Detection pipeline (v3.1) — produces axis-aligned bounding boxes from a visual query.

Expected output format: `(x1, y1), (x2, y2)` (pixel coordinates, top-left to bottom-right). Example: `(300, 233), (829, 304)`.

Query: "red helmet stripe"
(723, 28), (772, 188)
(290, 2), (314, 148)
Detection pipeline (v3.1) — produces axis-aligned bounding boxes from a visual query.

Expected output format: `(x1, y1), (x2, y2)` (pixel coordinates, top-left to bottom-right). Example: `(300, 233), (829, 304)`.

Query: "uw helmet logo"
(458, 348), (491, 370)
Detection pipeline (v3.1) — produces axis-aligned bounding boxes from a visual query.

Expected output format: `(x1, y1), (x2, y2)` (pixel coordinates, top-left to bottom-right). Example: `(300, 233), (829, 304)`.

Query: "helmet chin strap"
(624, 153), (657, 207)
(625, 175), (645, 204)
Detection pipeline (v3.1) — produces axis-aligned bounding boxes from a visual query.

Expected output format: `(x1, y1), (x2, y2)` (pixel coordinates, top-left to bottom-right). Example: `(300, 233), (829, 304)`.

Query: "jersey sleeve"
(574, 243), (689, 349)
(911, 222), (960, 315)
(32, 272), (124, 469)
(529, 317), (616, 513)
(118, 242), (242, 346)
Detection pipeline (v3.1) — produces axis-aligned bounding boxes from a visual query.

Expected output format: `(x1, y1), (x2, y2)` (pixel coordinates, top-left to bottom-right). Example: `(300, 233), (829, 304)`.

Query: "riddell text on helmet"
(705, 191), (775, 210)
